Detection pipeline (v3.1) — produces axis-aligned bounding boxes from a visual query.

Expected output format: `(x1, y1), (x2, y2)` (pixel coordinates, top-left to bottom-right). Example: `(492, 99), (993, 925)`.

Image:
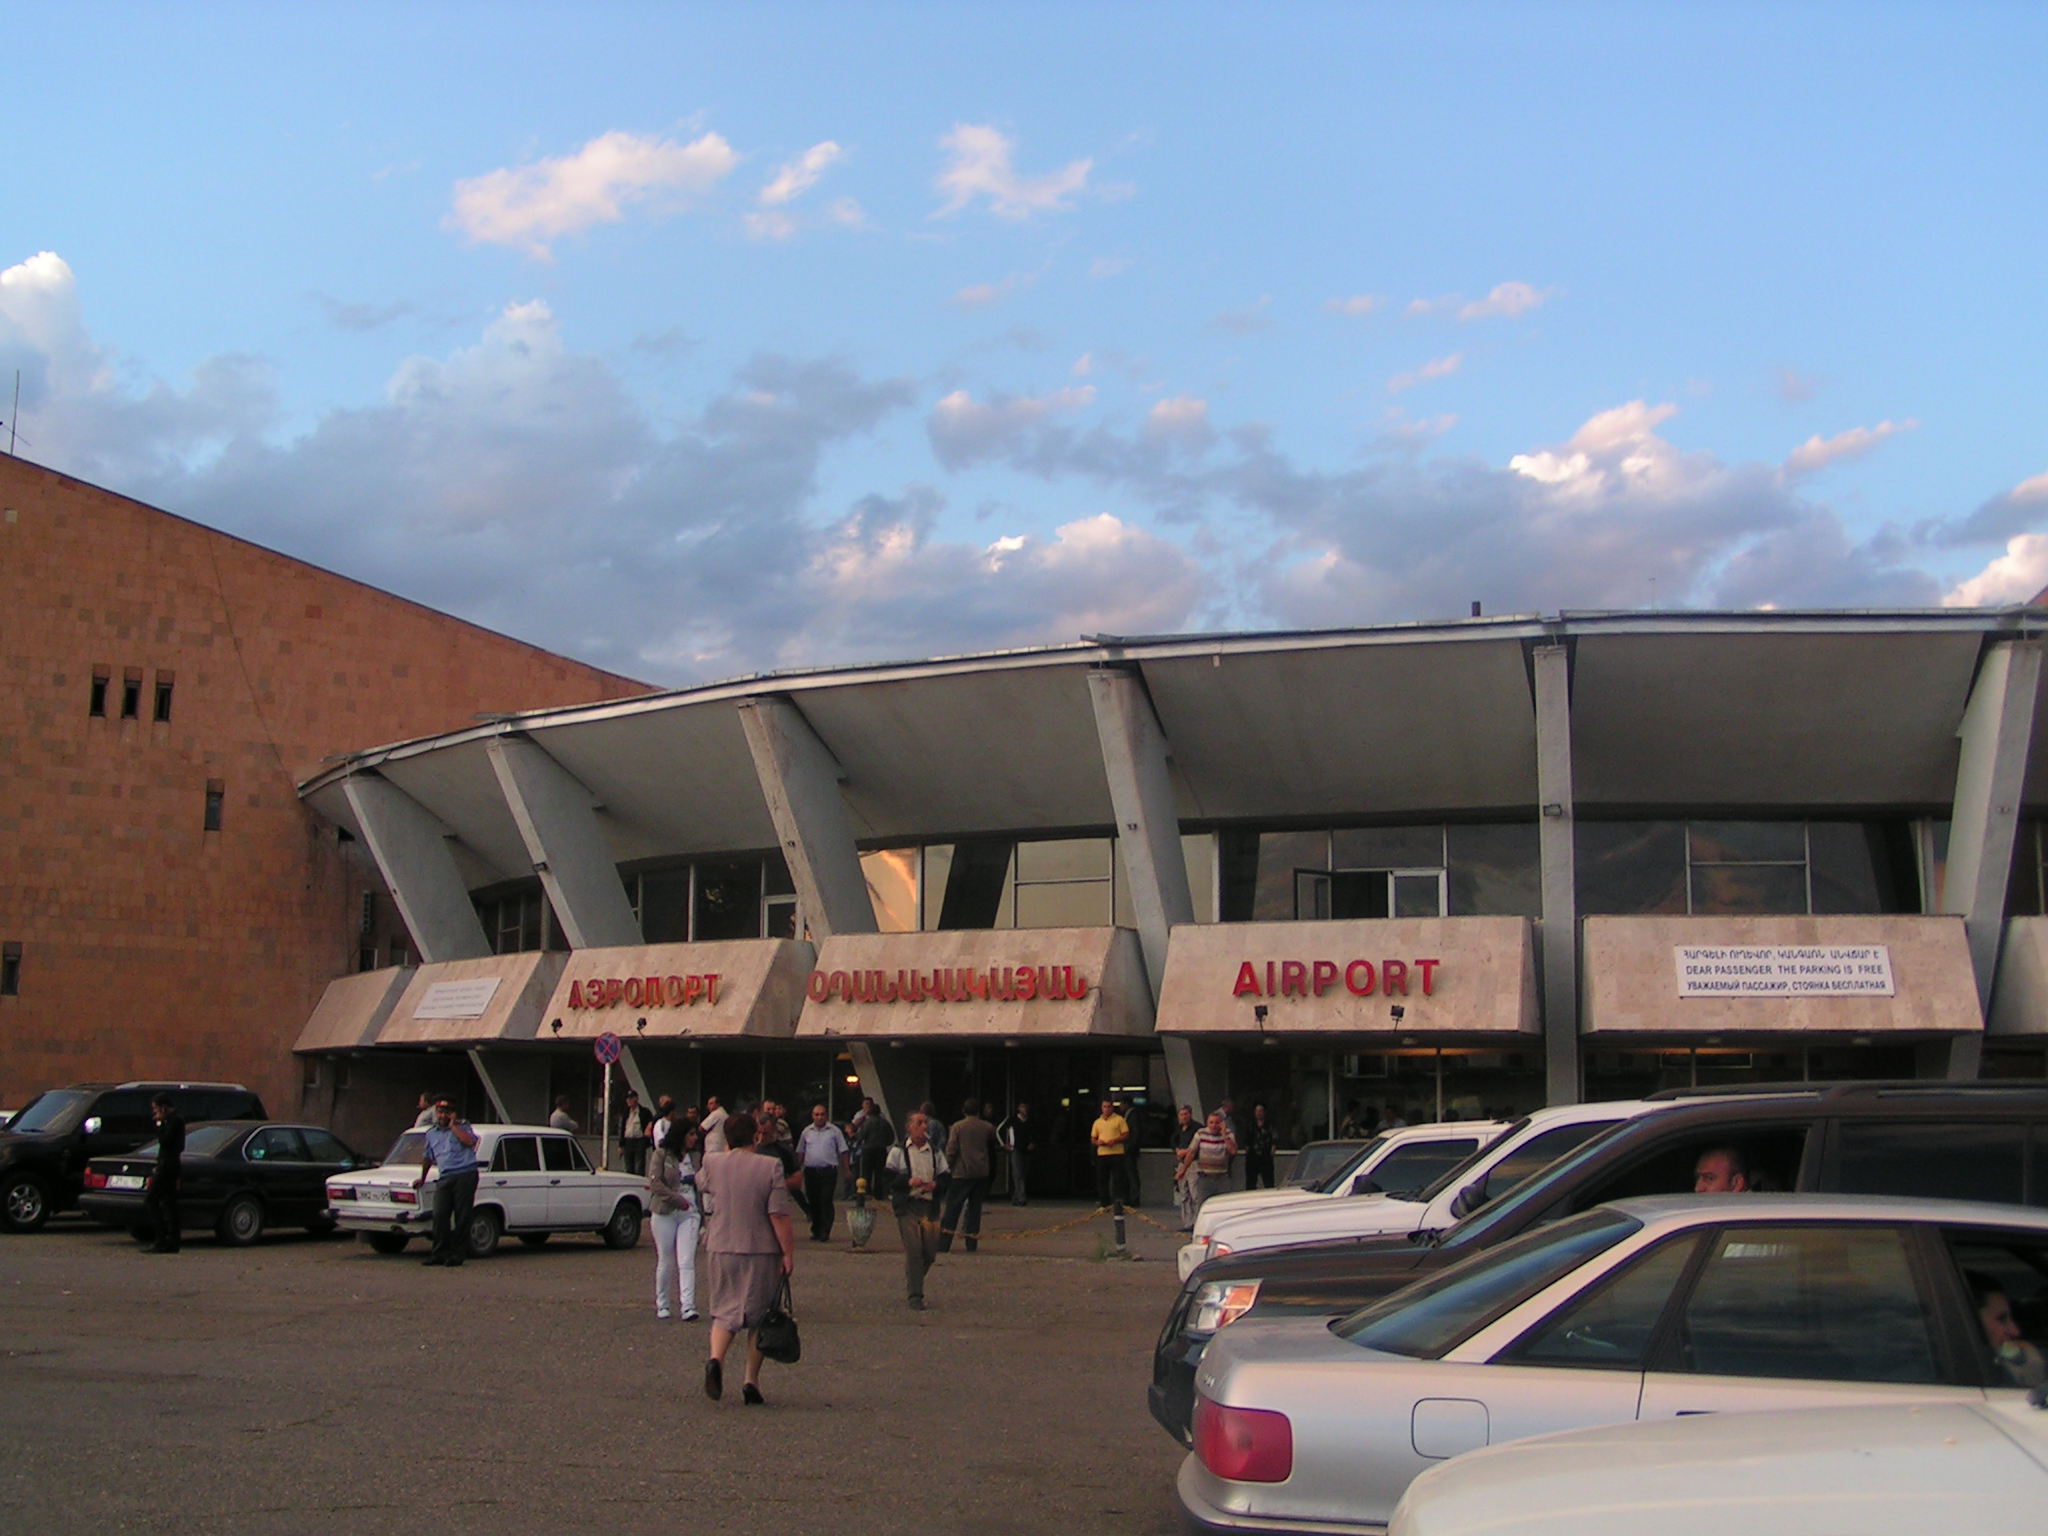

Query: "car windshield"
(1311, 1139), (1385, 1192)
(123, 1124), (242, 1161)
(1334, 1209), (1641, 1359)
(1409, 1117), (1528, 1205)
(385, 1131), (427, 1166)
(7, 1089), (95, 1135)
(1440, 1117), (1644, 1251)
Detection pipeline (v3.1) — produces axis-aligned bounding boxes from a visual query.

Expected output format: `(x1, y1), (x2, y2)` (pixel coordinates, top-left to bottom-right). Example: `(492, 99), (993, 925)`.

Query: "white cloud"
(758, 141), (841, 206)
(1776, 367), (1822, 403)
(952, 277), (1015, 311)
(1072, 353), (1094, 377)
(445, 130), (738, 258)
(1406, 295), (1456, 317)
(1945, 533), (2048, 607)
(928, 386), (1094, 467)
(1780, 419), (1917, 478)
(933, 124), (1092, 220)
(824, 197), (867, 228)
(1089, 256), (1132, 280)
(1387, 353), (1462, 393)
(1325, 295), (1380, 317)
(1458, 281), (1553, 320)
(1145, 396), (1214, 450)
(1508, 401), (1684, 495)
(1213, 297), (1274, 335)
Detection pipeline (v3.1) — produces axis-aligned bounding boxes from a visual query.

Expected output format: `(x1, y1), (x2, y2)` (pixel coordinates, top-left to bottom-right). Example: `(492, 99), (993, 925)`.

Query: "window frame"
(1925, 1220), (2048, 1391)
(1496, 1229), (1709, 1372)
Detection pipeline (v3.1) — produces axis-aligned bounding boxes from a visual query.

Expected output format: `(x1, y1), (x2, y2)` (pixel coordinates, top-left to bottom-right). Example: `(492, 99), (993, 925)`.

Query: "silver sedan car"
(1180, 1193), (2048, 1535)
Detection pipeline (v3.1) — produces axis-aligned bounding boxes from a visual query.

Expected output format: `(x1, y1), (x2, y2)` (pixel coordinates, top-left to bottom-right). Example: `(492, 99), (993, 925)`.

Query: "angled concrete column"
(1533, 644), (1581, 1106)
(342, 775), (491, 963)
(485, 734), (641, 950)
(849, 1042), (929, 1136)
(1088, 667), (1226, 1117)
(467, 1048), (551, 1125)
(1941, 639), (2044, 1080)
(737, 695), (878, 940)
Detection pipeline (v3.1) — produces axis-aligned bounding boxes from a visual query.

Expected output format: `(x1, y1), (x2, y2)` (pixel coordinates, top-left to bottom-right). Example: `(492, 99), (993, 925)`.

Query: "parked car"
(1151, 1080), (2048, 1444)
(1389, 1399), (2048, 1536)
(78, 1121), (372, 1245)
(1279, 1141), (1371, 1191)
(1194, 1103), (1648, 1271)
(0, 1081), (267, 1233)
(1181, 1122), (1508, 1280)
(327, 1124), (645, 1259)
(1179, 1193), (2048, 1535)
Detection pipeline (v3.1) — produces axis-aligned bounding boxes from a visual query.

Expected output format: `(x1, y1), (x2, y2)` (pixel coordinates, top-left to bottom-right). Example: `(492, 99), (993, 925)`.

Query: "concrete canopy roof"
(301, 609), (2047, 893)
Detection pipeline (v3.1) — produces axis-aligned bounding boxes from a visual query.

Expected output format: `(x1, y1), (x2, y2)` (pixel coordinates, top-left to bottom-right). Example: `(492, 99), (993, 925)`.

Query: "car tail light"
(390, 1188), (416, 1205)
(326, 1184), (354, 1202)
(1193, 1395), (1292, 1483)
(83, 1169), (108, 1190)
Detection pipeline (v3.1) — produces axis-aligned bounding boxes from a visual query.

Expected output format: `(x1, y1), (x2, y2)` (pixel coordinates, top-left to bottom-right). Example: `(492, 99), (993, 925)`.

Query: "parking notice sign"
(1674, 944), (1894, 997)
(593, 1031), (623, 1065)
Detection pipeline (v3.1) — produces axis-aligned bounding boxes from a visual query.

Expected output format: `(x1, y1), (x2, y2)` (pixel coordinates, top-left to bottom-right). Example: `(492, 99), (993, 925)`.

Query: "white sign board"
(1675, 945), (1894, 998)
(412, 977), (503, 1020)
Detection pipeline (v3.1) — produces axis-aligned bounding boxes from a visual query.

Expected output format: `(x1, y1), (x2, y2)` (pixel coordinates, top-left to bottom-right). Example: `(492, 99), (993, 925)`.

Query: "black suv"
(0, 1081), (267, 1232)
(1150, 1081), (2048, 1443)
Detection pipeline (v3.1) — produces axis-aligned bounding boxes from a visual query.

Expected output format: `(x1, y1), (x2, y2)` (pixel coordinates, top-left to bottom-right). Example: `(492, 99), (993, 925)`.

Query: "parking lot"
(0, 1203), (1189, 1536)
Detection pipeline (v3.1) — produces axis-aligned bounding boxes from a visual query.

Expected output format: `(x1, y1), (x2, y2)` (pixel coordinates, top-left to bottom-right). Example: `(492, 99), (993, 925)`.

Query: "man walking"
(1090, 1099), (1130, 1210)
(940, 1098), (999, 1253)
(143, 1092), (185, 1253)
(855, 1098), (894, 1196)
(415, 1099), (481, 1267)
(1180, 1110), (1238, 1218)
(999, 1101), (1036, 1206)
(618, 1089), (650, 1177)
(885, 1111), (948, 1311)
(795, 1103), (849, 1242)
(701, 1095), (729, 1155)
(1244, 1103), (1277, 1190)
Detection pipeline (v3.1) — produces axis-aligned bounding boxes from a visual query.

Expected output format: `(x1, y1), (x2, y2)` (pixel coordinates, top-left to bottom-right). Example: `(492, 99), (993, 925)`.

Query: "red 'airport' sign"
(808, 966), (1089, 1004)
(569, 974), (722, 1009)
(1233, 958), (1441, 998)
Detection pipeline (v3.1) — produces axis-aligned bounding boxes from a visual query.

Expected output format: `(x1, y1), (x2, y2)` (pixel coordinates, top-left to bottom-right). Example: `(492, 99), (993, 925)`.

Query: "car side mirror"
(1349, 1175), (1382, 1196)
(1449, 1180), (1488, 1219)
(82, 1116), (103, 1136)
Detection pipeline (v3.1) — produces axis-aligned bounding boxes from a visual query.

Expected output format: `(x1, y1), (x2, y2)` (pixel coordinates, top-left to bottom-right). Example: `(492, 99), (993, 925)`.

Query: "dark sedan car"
(1149, 1080), (2048, 1444)
(79, 1122), (371, 1245)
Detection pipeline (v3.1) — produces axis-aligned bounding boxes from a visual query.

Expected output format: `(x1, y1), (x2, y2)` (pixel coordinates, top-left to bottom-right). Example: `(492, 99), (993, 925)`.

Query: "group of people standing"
(1168, 1101), (1278, 1230)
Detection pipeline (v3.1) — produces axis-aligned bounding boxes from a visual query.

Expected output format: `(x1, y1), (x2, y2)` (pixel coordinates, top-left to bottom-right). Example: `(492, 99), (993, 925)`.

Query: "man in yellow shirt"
(1090, 1099), (1131, 1210)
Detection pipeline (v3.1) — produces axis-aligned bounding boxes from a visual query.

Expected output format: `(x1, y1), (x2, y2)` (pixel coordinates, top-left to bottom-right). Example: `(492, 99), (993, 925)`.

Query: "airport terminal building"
(292, 608), (2048, 1185)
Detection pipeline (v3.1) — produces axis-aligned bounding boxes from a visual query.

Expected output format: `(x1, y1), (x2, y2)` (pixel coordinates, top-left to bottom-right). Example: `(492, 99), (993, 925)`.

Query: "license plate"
(107, 1174), (145, 1190)
(363, 1188), (388, 1202)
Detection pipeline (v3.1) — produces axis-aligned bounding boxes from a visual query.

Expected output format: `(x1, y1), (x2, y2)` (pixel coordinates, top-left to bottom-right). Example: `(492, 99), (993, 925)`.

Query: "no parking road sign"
(593, 1031), (623, 1066)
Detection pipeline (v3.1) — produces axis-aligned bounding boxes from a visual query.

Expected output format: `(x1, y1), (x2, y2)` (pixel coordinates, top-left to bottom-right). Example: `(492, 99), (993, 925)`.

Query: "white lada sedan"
(1180, 1193), (2048, 1536)
(1180, 1123), (1507, 1281)
(1195, 1103), (1650, 1272)
(1388, 1399), (2048, 1536)
(327, 1125), (645, 1259)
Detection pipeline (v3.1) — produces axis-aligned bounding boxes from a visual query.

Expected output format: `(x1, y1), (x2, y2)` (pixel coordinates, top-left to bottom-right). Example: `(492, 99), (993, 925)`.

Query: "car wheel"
(0, 1174), (52, 1234)
(218, 1194), (265, 1246)
(465, 1207), (501, 1260)
(517, 1232), (550, 1248)
(600, 1200), (642, 1250)
(366, 1232), (410, 1255)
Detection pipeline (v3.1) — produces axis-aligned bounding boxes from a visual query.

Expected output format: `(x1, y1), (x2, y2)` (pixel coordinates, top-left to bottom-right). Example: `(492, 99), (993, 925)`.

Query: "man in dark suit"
(144, 1093), (185, 1254)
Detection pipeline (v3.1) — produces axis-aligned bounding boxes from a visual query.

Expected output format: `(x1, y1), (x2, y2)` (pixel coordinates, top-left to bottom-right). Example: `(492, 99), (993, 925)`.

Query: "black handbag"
(756, 1276), (801, 1364)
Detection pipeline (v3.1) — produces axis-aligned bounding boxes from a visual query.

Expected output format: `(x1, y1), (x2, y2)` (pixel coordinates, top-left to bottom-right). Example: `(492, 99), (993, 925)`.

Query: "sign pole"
(601, 1058), (613, 1171)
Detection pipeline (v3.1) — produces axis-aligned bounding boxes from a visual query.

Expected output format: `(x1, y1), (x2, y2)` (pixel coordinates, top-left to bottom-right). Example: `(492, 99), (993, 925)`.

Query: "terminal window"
(88, 665), (108, 717)
(120, 669), (142, 719)
(1576, 820), (1915, 917)
(152, 674), (174, 722)
(1, 941), (19, 996)
(203, 780), (224, 832)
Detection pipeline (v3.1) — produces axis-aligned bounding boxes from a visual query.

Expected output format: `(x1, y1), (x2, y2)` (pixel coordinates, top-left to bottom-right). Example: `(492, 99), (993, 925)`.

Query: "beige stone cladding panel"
(1989, 918), (2048, 1036)
(1155, 917), (1537, 1037)
(545, 940), (814, 1040)
(380, 952), (567, 1045)
(796, 927), (1154, 1039)
(294, 966), (414, 1053)
(1583, 915), (1980, 1036)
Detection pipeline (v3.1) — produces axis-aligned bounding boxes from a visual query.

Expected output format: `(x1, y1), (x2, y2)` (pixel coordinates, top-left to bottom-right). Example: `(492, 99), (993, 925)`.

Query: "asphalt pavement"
(0, 1200), (1190, 1535)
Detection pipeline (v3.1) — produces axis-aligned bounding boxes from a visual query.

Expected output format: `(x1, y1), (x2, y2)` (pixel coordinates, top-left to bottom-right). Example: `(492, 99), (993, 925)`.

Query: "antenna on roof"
(7, 370), (16, 456)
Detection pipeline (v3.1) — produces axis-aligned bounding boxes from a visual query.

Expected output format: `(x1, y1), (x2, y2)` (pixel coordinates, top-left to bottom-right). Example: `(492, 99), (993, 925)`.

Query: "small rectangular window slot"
(1, 941), (20, 997)
(204, 779), (225, 832)
(89, 666), (109, 718)
(153, 671), (175, 723)
(120, 668), (142, 720)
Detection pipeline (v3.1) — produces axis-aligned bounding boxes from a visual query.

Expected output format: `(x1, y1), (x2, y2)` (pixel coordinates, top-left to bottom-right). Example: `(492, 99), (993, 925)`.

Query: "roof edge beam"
(486, 734), (642, 950)
(737, 696), (877, 941)
(1534, 643), (1580, 1105)
(1943, 638), (2043, 1079)
(341, 775), (491, 964)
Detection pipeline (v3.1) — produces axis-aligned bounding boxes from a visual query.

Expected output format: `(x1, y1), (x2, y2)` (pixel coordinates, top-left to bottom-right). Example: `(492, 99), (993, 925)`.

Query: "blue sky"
(2, 3), (2044, 682)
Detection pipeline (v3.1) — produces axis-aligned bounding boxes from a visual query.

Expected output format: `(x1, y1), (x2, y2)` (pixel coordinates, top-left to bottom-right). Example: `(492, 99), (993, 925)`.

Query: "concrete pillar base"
(1162, 1037), (1229, 1118)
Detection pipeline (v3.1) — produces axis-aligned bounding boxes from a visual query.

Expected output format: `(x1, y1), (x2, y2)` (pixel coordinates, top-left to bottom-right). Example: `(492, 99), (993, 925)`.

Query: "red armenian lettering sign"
(806, 965), (1089, 1004)
(567, 973), (723, 1009)
(1231, 958), (1441, 999)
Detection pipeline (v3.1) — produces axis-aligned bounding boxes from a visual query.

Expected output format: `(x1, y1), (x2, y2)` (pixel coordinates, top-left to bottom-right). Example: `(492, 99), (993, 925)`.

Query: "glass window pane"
(862, 849), (920, 934)
(520, 894), (543, 952)
(498, 1135), (540, 1173)
(1688, 822), (1807, 864)
(301, 1130), (352, 1163)
(1690, 864), (1809, 916)
(541, 1136), (575, 1172)
(1256, 832), (1329, 921)
(246, 1127), (308, 1161)
(1678, 1225), (1939, 1383)
(1328, 870), (1384, 920)
(1016, 880), (1113, 929)
(935, 840), (1013, 929)
(1476, 1121), (1620, 1205)
(1218, 830), (1260, 922)
(1368, 1140), (1485, 1197)
(765, 896), (797, 940)
(564, 1138), (592, 1172)
(1577, 823), (1687, 915)
(1333, 826), (1444, 870)
(1015, 838), (1112, 883)
(1392, 874), (1442, 918)
(694, 860), (762, 941)
(1114, 843), (1137, 929)
(922, 845), (953, 931)
(1837, 1122), (2026, 1207)
(1516, 1236), (1698, 1369)
(1944, 1231), (2048, 1388)
(764, 852), (795, 897)
(1298, 870), (1334, 921)
(1447, 823), (1542, 918)
(1808, 823), (1887, 914)
(640, 869), (691, 944)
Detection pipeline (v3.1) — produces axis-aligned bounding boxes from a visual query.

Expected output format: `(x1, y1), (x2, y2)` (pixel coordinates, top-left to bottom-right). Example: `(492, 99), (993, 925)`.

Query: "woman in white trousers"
(646, 1117), (701, 1322)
